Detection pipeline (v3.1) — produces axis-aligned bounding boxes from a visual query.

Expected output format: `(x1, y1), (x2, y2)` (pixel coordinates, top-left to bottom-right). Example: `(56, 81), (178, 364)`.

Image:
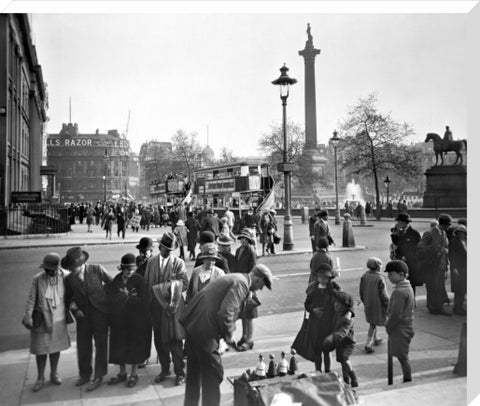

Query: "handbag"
(273, 233), (281, 245)
(291, 311), (316, 362)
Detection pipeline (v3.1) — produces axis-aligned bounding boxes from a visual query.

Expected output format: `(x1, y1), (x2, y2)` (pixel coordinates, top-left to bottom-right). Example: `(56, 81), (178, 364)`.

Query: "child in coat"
(323, 291), (358, 387)
(384, 260), (415, 383)
(359, 257), (390, 353)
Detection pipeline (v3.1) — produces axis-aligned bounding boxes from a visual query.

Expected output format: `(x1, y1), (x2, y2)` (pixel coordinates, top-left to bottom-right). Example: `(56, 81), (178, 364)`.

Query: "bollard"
(301, 206), (309, 224)
(453, 322), (466, 376)
(359, 205), (366, 225)
(342, 213), (356, 247)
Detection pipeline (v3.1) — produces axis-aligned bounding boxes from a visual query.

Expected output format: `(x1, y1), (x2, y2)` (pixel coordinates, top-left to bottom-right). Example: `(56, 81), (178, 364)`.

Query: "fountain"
(344, 179), (365, 205)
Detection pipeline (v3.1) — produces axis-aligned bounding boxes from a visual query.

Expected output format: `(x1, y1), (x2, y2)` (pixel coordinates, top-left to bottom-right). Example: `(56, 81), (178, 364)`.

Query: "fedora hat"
(319, 209), (329, 218)
(199, 231), (216, 244)
(136, 237), (154, 251)
(40, 253), (61, 271)
(176, 219), (185, 226)
(395, 212), (411, 223)
(217, 234), (235, 246)
(252, 264), (273, 290)
(118, 253), (137, 270)
(158, 232), (178, 251)
(438, 213), (452, 226)
(198, 243), (220, 260)
(238, 228), (255, 244)
(206, 208), (214, 215)
(61, 246), (89, 270)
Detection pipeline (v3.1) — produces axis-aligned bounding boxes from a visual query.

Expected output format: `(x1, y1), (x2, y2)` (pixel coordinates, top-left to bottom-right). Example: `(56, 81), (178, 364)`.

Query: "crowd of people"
(304, 207), (466, 387)
(22, 204), (466, 405)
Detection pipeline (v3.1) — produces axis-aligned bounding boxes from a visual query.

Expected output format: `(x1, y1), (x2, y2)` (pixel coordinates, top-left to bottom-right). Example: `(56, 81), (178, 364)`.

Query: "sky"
(16, 3), (473, 158)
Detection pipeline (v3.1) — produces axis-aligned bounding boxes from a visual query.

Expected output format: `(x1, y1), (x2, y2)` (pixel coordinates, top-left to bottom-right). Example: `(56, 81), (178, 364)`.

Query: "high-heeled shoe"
(237, 337), (246, 347)
(237, 341), (254, 351)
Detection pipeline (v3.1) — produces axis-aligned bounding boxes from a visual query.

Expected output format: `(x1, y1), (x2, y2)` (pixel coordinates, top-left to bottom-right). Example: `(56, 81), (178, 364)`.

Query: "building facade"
(47, 123), (134, 203)
(0, 14), (48, 207)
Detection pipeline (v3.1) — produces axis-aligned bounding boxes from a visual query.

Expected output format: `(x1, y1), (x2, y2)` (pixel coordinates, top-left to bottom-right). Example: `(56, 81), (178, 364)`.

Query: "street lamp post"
(330, 130), (341, 225)
(384, 175), (391, 217)
(103, 148), (109, 202)
(272, 64), (297, 251)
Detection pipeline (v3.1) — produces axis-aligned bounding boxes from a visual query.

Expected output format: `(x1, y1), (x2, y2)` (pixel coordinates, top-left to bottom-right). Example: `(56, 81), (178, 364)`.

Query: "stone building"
(47, 124), (134, 203)
(0, 14), (48, 207)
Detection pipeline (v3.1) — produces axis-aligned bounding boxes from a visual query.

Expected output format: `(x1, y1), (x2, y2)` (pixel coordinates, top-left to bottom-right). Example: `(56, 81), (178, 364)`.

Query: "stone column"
(298, 24), (321, 150)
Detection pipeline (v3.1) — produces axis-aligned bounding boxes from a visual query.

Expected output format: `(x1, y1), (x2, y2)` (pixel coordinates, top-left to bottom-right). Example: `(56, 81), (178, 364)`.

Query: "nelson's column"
(298, 24), (327, 194)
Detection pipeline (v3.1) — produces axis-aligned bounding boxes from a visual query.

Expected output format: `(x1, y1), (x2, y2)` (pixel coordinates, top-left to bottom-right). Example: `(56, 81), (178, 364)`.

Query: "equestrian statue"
(425, 127), (467, 166)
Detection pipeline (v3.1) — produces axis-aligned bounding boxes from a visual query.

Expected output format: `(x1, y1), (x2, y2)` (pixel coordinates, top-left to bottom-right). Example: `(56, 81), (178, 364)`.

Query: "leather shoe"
(75, 376), (90, 387)
(175, 376), (185, 386)
(50, 373), (62, 385)
(154, 371), (169, 383)
(453, 308), (467, 316)
(237, 341), (254, 352)
(32, 379), (44, 392)
(86, 377), (103, 392)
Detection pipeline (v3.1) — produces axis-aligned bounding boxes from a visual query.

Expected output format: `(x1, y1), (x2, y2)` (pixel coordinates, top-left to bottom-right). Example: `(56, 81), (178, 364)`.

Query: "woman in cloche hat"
(186, 243), (225, 303)
(234, 228), (258, 351)
(105, 253), (150, 388)
(22, 253), (71, 392)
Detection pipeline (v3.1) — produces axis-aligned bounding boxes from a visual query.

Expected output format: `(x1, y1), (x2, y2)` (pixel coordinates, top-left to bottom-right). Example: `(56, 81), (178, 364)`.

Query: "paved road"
(0, 218), (434, 352)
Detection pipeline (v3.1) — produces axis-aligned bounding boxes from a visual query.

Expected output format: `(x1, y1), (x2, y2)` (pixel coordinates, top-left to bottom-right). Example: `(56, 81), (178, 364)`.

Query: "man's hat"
(136, 237), (154, 251)
(395, 212), (411, 223)
(199, 231), (215, 244)
(238, 228), (255, 244)
(40, 253), (61, 271)
(158, 232), (178, 251)
(312, 263), (333, 277)
(438, 213), (452, 226)
(385, 260), (409, 275)
(453, 225), (467, 236)
(61, 247), (89, 270)
(206, 208), (214, 215)
(198, 243), (220, 260)
(118, 253), (137, 269)
(252, 264), (273, 290)
(319, 209), (329, 218)
(176, 220), (185, 226)
(217, 234), (235, 246)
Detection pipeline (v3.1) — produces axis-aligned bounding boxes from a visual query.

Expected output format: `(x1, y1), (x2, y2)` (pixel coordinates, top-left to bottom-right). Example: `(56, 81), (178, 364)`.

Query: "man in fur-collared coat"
(144, 232), (188, 386)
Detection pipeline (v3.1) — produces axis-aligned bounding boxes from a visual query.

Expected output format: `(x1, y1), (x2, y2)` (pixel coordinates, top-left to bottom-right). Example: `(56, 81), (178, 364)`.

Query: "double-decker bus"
(192, 159), (274, 216)
(150, 173), (193, 208)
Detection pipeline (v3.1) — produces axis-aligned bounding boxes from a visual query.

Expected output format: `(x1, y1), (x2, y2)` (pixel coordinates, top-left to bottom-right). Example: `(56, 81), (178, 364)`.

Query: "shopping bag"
(291, 313), (315, 362)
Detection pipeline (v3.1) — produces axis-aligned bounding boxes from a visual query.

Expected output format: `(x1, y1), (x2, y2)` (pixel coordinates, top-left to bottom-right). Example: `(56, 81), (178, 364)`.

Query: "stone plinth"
(423, 165), (466, 208)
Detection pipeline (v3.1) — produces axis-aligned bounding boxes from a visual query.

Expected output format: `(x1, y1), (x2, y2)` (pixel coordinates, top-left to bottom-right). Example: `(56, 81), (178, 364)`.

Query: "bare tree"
(258, 120), (328, 190)
(217, 147), (236, 164)
(171, 129), (203, 179)
(338, 93), (422, 219)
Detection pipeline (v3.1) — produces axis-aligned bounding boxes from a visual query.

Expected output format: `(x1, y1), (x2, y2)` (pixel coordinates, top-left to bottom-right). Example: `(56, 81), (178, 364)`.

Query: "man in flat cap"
(181, 264), (273, 406)
(417, 214), (452, 315)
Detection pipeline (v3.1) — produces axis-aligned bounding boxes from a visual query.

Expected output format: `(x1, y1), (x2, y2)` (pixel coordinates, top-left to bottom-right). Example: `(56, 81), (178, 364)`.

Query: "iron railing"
(0, 204), (71, 236)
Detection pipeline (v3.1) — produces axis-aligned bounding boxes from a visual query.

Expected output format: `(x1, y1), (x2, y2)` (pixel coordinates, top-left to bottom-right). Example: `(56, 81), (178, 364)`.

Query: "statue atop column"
(305, 23), (314, 48)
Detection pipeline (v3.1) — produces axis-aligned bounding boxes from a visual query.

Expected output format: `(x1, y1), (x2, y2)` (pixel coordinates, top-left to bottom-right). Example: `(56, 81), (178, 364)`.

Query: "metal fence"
(0, 204), (71, 236)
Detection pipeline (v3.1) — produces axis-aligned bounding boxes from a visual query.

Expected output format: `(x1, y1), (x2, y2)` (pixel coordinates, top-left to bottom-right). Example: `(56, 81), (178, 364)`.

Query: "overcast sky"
(23, 5), (471, 158)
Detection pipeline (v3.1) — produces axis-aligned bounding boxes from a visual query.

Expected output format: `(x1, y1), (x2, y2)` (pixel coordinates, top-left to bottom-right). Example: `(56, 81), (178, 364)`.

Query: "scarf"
(44, 274), (60, 309)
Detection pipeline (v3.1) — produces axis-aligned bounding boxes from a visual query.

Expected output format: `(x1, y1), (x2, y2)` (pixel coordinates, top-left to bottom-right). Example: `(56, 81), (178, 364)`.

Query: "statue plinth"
(423, 165), (466, 208)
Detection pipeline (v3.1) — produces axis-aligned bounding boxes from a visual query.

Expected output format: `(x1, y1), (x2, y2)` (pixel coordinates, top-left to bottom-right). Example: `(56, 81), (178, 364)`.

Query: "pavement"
(0, 217), (469, 406)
